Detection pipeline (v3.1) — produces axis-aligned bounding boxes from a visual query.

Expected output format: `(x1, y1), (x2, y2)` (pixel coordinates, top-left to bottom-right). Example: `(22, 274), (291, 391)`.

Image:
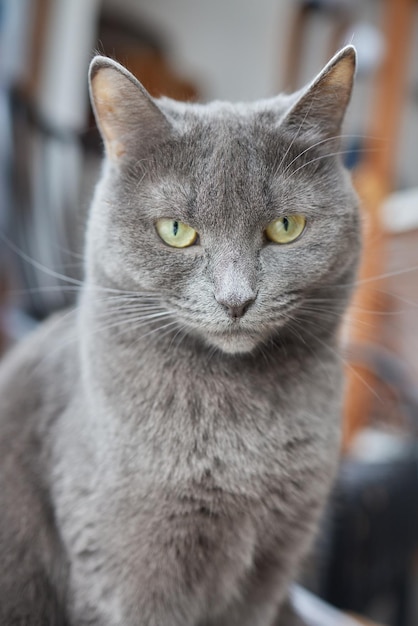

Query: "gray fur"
(0, 47), (359, 625)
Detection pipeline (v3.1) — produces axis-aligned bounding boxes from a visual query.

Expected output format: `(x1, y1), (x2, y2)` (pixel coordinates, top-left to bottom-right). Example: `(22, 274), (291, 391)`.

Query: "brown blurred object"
(283, 0), (417, 450)
(350, 616), (386, 626)
(98, 12), (198, 101)
(342, 0), (417, 449)
(283, 0), (353, 91)
(20, 0), (51, 99)
(0, 271), (8, 357)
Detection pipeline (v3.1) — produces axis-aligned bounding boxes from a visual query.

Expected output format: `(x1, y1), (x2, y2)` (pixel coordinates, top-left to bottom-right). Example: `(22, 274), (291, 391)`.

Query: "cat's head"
(86, 47), (360, 354)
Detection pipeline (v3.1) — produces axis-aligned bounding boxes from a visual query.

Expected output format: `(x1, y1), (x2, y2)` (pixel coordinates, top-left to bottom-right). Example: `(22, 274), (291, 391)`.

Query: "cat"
(0, 45), (360, 625)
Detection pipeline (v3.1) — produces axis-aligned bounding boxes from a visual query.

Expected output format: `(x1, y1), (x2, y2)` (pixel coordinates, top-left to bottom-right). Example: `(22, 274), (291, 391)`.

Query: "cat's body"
(0, 47), (360, 625)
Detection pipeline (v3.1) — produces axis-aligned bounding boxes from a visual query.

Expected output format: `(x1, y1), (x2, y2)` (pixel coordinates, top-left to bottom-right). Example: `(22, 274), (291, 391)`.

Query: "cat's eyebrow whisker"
(279, 133), (385, 178)
(281, 148), (380, 185)
(124, 157), (153, 181)
(275, 97), (315, 176)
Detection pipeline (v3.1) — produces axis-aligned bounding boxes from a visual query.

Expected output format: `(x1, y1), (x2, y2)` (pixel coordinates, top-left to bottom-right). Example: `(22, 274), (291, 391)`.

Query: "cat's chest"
(77, 341), (341, 515)
(100, 364), (337, 500)
(59, 352), (340, 625)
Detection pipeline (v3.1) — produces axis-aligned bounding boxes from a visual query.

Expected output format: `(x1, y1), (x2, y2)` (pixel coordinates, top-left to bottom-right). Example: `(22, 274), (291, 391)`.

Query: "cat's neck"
(79, 294), (334, 403)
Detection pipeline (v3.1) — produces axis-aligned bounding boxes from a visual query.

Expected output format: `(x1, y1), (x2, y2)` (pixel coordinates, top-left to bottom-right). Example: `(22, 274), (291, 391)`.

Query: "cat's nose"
(217, 295), (256, 320)
(213, 254), (257, 319)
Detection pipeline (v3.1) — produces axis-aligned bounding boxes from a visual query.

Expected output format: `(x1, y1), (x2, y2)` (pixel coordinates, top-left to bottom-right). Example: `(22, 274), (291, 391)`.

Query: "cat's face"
(87, 48), (360, 354)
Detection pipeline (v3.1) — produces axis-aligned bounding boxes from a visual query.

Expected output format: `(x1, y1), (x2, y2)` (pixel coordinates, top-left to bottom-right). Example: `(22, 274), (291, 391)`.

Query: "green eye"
(265, 215), (306, 244)
(156, 219), (198, 248)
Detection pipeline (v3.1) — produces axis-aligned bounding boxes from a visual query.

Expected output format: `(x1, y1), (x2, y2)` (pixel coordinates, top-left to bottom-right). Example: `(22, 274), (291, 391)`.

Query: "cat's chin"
(204, 332), (260, 355)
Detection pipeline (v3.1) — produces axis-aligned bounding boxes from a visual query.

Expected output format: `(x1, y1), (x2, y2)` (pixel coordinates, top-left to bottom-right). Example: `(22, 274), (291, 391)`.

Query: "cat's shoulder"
(0, 311), (74, 623)
(0, 309), (79, 439)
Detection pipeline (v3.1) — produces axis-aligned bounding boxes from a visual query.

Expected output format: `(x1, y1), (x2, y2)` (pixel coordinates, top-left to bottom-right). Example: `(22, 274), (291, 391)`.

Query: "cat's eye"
(265, 215), (306, 244)
(156, 219), (198, 248)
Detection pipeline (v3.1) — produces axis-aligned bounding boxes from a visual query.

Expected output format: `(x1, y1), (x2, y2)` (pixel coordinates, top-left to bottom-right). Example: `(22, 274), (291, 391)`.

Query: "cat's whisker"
(91, 295), (162, 309)
(8, 285), (84, 297)
(278, 322), (330, 378)
(300, 301), (403, 318)
(90, 310), (175, 336)
(167, 323), (188, 351)
(351, 265), (418, 288)
(33, 310), (175, 375)
(0, 231), (85, 288)
(282, 312), (385, 405)
(130, 319), (181, 345)
(84, 285), (156, 297)
(314, 264), (418, 292)
(309, 287), (418, 313)
(92, 303), (167, 316)
(1, 231), (164, 300)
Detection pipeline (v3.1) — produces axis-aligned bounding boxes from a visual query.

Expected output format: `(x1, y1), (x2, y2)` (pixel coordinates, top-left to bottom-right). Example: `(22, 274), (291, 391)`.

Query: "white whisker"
(274, 97), (315, 176)
(282, 148), (378, 184)
(282, 311), (384, 405)
(279, 133), (384, 178)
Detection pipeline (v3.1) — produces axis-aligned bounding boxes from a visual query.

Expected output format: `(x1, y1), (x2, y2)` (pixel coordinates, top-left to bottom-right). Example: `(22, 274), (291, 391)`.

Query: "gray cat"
(0, 46), (360, 625)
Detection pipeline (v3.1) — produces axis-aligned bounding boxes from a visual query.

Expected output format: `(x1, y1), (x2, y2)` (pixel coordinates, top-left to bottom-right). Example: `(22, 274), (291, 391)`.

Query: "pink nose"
(216, 296), (256, 319)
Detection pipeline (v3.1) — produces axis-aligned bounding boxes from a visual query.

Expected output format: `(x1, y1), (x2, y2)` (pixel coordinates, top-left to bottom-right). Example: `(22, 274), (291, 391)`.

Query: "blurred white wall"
(103, 0), (293, 101)
(102, 0), (418, 189)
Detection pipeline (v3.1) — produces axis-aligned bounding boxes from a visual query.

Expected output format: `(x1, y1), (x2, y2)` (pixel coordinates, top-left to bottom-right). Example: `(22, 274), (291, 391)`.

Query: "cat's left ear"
(89, 56), (170, 161)
(282, 46), (356, 139)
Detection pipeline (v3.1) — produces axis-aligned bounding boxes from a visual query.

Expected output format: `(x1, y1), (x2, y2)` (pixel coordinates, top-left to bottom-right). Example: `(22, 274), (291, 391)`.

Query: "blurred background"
(0, 0), (418, 625)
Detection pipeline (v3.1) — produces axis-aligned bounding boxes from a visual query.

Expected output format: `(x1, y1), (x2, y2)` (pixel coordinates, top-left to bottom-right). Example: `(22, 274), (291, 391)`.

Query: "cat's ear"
(89, 56), (170, 161)
(282, 46), (356, 140)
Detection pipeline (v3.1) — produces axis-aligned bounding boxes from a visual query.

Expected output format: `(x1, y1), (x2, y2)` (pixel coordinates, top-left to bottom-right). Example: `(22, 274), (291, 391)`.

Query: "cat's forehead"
(144, 103), (277, 227)
(154, 97), (291, 188)
(120, 93), (346, 227)
(158, 94), (292, 127)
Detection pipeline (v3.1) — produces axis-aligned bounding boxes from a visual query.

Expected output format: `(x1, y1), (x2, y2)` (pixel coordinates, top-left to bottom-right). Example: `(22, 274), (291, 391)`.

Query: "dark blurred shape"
(283, 0), (356, 91)
(99, 11), (198, 102)
(1, 2), (199, 341)
(319, 346), (418, 626)
(325, 447), (418, 626)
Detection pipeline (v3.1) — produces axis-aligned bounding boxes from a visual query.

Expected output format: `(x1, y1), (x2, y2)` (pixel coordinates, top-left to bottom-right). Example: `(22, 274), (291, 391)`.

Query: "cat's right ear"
(89, 56), (170, 161)
(280, 46), (356, 141)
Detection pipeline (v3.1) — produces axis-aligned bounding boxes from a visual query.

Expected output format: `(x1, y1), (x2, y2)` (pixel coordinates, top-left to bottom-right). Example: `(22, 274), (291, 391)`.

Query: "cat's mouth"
(203, 326), (264, 355)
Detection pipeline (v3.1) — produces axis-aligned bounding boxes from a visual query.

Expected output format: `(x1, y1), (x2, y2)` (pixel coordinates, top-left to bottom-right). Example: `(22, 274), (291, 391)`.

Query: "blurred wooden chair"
(282, 0), (417, 449)
(282, 2), (418, 624)
(342, 0), (416, 448)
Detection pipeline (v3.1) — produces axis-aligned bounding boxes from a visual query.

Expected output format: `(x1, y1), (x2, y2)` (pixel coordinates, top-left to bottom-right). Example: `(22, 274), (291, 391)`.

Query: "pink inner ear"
(322, 54), (355, 91)
(91, 70), (127, 159)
